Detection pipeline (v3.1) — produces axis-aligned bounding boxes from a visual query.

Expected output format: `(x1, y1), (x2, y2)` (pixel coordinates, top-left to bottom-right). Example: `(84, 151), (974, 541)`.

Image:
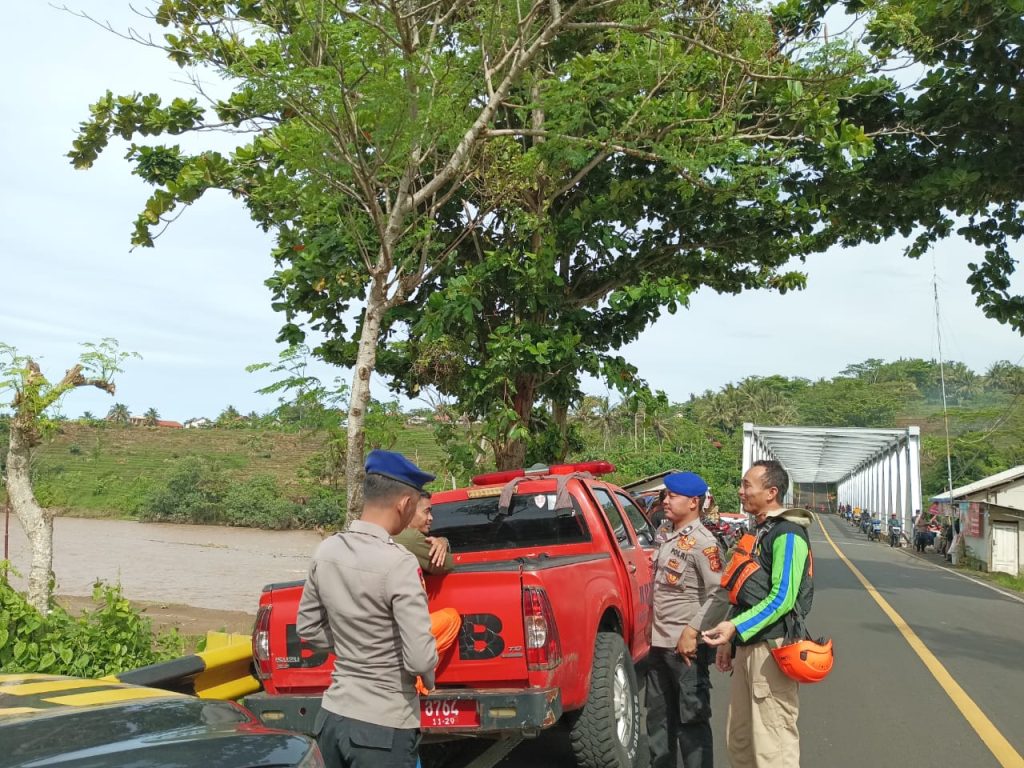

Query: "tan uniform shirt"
(651, 520), (729, 649)
(297, 519), (438, 729)
(392, 528), (455, 575)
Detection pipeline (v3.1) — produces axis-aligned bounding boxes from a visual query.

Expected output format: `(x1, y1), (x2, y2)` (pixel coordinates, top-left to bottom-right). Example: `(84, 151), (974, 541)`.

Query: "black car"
(0, 674), (323, 767)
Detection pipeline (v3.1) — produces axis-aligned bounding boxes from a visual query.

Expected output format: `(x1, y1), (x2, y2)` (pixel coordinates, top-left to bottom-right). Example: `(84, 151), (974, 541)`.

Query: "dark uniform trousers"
(646, 645), (715, 768)
(315, 709), (420, 768)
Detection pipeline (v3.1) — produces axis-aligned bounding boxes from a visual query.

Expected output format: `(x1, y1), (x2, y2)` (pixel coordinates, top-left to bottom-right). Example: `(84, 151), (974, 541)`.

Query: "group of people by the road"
(839, 503), (960, 559)
(648, 461), (825, 768)
(296, 449), (828, 768)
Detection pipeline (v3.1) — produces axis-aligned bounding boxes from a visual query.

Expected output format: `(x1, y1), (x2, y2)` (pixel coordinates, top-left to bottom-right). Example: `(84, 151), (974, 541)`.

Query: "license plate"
(420, 698), (479, 728)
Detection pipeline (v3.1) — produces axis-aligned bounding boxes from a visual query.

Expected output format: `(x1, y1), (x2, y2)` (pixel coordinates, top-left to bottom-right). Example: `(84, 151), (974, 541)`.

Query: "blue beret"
(365, 449), (436, 491)
(664, 472), (709, 497)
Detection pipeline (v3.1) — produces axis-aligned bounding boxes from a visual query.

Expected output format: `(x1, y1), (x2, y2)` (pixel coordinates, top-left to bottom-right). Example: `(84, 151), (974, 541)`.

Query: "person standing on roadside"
(646, 471), (730, 768)
(702, 460), (814, 768)
(297, 450), (438, 768)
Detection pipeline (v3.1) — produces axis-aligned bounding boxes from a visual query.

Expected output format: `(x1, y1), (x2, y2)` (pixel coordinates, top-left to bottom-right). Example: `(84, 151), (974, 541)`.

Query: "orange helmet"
(771, 637), (834, 683)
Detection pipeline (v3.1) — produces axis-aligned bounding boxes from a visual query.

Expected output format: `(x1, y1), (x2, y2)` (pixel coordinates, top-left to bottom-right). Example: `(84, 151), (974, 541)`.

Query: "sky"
(1, 3), (1022, 423)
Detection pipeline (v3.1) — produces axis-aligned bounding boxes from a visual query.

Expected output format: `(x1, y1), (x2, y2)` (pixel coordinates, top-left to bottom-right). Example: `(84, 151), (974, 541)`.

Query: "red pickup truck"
(244, 461), (657, 768)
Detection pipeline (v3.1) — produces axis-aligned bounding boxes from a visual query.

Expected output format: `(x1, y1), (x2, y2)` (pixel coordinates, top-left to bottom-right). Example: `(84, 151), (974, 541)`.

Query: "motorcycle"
(868, 519), (882, 542)
(889, 524), (903, 548)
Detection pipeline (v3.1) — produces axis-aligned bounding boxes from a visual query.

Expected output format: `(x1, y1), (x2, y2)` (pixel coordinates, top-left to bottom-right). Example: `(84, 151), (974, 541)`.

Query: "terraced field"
(31, 422), (449, 515)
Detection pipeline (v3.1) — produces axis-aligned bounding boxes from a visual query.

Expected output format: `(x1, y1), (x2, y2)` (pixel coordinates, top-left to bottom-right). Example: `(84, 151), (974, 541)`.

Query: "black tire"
(570, 632), (643, 768)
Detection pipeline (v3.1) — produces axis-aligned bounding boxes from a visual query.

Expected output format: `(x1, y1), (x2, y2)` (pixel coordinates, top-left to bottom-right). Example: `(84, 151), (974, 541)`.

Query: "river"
(3, 514), (322, 613)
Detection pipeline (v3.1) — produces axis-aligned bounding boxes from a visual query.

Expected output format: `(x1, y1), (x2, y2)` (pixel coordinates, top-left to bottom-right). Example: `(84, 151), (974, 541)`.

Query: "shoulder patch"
(702, 546), (723, 573)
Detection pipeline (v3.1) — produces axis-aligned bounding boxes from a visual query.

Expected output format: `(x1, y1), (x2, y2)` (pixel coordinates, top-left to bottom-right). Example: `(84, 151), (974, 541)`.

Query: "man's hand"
(715, 645), (733, 674)
(676, 626), (699, 667)
(425, 536), (449, 569)
(701, 620), (737, 647)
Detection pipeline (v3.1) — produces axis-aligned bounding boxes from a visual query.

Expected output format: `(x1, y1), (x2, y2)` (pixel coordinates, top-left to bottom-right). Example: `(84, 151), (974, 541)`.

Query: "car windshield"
(431, 493), (591, 552)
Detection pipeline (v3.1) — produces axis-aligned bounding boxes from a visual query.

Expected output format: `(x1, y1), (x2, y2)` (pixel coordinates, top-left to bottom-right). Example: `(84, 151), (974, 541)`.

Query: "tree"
(143, 407), (160, 426)
(70, 0), (892, 499)
(0, 339), (135, 613)
(800, 0), (1024, 333)
(984, 361), (1024, 395)
(216, 405), (243, 428)
(105, 402), (131, 424)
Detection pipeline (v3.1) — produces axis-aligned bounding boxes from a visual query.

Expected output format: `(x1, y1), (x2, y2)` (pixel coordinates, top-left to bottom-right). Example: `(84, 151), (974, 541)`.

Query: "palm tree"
(106, 403), (131, 424)
(143, 407), (159, 426)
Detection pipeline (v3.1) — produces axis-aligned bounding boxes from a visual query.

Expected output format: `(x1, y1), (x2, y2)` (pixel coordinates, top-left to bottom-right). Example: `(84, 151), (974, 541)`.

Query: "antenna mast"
(933, 264), (955, 499)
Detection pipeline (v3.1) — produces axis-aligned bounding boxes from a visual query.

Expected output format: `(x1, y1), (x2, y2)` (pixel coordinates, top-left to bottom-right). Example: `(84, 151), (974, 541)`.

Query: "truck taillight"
(523, 586), (561, 670)
(253, 605), (272, 680)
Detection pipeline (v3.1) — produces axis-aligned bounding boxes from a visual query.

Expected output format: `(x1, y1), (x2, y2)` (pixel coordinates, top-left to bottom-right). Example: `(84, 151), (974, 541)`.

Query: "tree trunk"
(493, 375), (536, 470)
(345, 276), (387, 519)
(551, 399), (570, 463)
(6, 424), (54, 615)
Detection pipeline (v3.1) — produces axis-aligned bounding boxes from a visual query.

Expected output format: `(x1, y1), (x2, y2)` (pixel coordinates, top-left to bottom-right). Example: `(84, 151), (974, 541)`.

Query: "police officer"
(647, 471), (729, 768)
(297, 450), (438, 768)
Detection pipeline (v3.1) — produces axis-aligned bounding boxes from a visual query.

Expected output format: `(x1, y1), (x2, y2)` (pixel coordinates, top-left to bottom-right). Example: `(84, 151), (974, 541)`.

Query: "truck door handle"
(628, 562), (637, 573)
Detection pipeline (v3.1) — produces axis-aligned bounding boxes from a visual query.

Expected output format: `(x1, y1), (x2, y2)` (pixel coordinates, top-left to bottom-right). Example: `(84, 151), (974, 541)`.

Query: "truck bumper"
(243, 687), (563, 737)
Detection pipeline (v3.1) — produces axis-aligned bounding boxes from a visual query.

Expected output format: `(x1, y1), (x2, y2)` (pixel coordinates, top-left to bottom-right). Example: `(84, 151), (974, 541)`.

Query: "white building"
(933, 466), (1024, 575)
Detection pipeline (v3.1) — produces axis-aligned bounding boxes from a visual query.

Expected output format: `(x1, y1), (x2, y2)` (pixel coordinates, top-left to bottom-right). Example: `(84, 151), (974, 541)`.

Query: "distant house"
(184, 417), (213, 429)
(131, 416), (184, 428)
(932, 466), (1024, 575)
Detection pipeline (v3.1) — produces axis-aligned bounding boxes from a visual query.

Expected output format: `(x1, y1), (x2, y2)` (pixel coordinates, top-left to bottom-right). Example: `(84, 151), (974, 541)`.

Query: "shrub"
(294, 488), (347, 529)
(139, 456), (226, 524)
(222, 474), (298, 529)
(0, 565), (183, 677)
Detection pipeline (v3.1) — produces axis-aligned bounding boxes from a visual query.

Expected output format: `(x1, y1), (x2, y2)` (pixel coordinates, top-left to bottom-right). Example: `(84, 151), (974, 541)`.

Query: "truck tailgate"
(258, 568), (529, 694)
(427, 565), (528, 688)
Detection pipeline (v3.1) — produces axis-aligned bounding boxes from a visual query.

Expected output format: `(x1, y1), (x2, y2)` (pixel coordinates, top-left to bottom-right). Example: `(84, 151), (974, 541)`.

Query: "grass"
(958, 567), (1024, 594)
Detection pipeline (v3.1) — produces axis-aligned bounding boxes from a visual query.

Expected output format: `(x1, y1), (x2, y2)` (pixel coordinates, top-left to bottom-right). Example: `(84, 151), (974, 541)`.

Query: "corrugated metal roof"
(931, 465), (1024, 502)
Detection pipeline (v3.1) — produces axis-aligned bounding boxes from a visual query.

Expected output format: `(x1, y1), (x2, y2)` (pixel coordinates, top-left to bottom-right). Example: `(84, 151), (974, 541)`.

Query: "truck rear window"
(431, 493), (591, 552)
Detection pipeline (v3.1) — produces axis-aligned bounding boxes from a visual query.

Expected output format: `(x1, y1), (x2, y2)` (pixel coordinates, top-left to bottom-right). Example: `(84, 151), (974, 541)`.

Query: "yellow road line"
(817, 516), (1024, 768)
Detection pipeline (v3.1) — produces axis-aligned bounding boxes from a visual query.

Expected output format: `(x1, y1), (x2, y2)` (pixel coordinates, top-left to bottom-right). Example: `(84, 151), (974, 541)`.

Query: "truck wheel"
(570, 632), (644, 768)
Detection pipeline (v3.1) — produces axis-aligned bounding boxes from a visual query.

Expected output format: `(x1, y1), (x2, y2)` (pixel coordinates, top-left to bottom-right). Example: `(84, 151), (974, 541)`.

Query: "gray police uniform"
(647, 521), (729, 768)
(297, 519), (438, 768)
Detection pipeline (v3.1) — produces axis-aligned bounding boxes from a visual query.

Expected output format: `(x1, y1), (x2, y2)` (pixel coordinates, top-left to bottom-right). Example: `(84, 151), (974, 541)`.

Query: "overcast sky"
(2, 3), (1022, 423)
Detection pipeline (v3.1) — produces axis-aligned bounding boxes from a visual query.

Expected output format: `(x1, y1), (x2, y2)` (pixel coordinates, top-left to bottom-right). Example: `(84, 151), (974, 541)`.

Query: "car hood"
(0, 675), (313, 768)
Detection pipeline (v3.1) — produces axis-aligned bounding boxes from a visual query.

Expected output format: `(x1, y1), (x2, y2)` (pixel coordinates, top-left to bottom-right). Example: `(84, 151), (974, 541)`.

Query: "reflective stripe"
(0, 679), (106, 696)
(734, 532), (808, 640)
(45, 688), (179, 707)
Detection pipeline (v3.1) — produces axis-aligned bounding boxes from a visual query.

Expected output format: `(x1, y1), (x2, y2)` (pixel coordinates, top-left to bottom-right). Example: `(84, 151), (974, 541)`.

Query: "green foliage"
(222, 474), (298, 529)
(70, 1), (902, 476)
(0, 566), (183, 676)
(810, 0), (1024, 334)
(293, 488), (347, 530)
(140, 456), (227, 524)
(137, 454), (343, 529)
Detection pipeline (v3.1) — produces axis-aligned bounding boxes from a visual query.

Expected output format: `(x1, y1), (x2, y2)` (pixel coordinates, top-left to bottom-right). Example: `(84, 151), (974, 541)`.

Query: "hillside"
(30, 423), (447, 516)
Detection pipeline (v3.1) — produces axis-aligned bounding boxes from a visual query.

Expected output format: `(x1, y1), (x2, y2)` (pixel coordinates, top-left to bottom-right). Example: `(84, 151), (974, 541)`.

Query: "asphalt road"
(10, 515), (1023, 767)
(500, 513), (1024, 768)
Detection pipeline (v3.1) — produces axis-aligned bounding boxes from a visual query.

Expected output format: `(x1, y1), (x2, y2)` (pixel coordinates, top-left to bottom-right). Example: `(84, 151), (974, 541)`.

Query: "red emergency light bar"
(471, 460), (616, 486)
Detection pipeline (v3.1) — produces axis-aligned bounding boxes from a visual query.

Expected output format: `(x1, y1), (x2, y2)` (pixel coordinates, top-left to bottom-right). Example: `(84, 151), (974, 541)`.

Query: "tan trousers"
(726, 641), (800, 768)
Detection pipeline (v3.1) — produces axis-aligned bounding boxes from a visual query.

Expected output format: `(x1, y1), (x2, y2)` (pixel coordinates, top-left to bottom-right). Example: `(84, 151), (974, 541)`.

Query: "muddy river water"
(4, 515), (323, 612)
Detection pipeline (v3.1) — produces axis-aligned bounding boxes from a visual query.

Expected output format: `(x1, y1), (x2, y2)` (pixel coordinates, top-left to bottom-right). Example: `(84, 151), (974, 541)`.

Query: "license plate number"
(420, 698), (479, 728)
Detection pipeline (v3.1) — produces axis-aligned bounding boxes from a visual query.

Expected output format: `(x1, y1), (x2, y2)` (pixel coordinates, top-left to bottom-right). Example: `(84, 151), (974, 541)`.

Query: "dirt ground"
(54, 593), (257, 638)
